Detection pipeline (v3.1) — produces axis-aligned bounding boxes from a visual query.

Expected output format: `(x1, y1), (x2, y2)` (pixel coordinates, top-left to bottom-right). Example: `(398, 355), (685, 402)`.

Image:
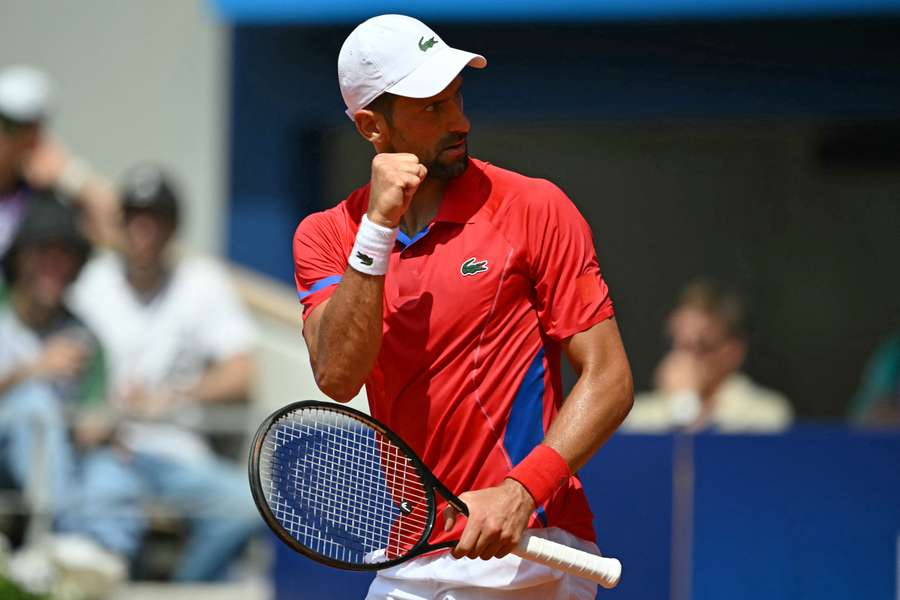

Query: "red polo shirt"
(293, 158), (614, 546)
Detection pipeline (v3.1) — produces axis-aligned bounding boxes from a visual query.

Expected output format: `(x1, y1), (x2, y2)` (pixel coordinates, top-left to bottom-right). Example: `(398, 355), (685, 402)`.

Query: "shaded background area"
(228, 19), (900, 419)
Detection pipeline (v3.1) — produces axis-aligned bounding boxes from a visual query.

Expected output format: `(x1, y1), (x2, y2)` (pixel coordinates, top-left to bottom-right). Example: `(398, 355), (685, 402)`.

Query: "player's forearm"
(544, 321), (634, 472)
(311, 268), (385, 402)
(544, 361), (633, 472)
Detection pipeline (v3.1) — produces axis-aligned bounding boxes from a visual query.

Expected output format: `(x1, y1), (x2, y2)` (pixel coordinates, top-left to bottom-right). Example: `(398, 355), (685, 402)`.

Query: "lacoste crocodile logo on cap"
(418, 36), (438, 52)
(460, 257), (488, 276)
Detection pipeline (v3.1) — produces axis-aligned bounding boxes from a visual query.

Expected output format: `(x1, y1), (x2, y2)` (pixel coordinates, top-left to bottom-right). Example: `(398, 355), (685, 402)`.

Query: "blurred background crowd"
(0, 1), (898, 599)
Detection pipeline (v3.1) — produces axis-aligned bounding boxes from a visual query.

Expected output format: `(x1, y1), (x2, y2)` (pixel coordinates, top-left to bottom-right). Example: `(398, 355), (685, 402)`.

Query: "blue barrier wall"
(270, 428), (900, 599)
(692, 429), (900, 600)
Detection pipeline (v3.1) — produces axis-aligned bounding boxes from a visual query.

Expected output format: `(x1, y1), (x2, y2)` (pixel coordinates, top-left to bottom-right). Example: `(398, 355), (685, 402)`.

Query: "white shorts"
(364, 527), (599, 600)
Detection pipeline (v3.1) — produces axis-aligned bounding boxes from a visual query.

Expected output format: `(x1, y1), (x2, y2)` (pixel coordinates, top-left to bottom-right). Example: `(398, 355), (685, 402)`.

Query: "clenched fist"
(368, 153), (427, 228)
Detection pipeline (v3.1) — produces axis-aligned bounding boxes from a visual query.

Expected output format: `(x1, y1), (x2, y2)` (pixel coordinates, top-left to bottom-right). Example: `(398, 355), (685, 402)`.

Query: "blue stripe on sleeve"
(297, 274), (343, 301)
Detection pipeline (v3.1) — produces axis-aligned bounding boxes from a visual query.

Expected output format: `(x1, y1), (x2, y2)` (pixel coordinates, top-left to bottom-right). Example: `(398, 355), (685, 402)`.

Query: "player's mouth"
(441, 138), (467, 158)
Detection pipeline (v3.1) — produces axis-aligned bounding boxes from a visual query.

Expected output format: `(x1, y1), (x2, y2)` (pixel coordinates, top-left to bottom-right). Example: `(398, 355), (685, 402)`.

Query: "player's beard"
(386, 133), (468, 181)
(424, 134), (468, 180)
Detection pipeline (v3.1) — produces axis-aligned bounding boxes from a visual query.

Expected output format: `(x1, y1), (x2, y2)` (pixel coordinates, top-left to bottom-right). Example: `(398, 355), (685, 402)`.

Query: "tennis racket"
(248, 400), (622, 589)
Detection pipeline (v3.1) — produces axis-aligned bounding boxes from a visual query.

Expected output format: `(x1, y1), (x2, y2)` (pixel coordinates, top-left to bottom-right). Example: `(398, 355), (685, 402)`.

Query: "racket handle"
(512, 532), (622, 589)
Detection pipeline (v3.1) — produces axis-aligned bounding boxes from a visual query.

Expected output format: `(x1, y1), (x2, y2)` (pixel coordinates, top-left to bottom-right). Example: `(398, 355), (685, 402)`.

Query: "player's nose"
(446, 103), (470, 136)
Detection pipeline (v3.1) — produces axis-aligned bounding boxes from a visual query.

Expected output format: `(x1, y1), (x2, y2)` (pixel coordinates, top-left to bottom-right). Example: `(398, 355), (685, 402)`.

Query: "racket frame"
(248, 400), (468, 571)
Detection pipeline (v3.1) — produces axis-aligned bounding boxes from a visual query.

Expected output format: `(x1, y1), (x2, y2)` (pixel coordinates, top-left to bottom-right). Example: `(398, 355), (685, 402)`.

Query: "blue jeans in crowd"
(64, 449), (261, 581)
(0, 381), (73, 511)
(1, 381), (260, 581)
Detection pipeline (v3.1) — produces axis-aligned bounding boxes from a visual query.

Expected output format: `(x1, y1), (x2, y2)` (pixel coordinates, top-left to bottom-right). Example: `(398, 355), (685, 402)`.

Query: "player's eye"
(425, 101), (441, 113)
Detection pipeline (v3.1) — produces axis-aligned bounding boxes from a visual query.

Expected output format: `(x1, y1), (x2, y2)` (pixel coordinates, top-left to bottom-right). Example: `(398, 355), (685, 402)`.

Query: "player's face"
(383, 76), (470, 180)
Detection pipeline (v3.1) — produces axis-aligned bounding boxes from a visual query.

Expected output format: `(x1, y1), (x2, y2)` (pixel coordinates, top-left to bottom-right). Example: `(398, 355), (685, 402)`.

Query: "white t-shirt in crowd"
(68, 251), (257, 462)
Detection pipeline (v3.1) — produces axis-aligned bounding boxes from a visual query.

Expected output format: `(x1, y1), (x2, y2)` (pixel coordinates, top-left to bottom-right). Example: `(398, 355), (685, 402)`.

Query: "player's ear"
(353, 109), (389, 147)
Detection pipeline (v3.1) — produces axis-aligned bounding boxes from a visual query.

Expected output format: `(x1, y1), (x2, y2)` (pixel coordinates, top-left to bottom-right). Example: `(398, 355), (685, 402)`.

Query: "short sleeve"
(525, 181), (614, 341)
(293, 209), (350, 321)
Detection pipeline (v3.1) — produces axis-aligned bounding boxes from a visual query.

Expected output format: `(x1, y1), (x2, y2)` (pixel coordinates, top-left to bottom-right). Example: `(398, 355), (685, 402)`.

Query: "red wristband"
(505, 444), (571, 507)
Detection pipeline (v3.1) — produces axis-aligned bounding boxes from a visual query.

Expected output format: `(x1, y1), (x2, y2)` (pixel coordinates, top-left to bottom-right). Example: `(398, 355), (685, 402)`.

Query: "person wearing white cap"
(0, 66), (50, 261)
(0, 65), (119, 271)
(294, 15), (633, 599)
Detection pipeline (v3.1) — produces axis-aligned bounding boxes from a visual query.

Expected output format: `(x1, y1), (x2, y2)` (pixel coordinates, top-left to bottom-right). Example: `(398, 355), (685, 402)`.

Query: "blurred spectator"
(622, 280), (792, 433)
(0, 193), (97, 507)
(0, 65), (119, 277)
(849, 332), (900, 426)
(68, 164), (259, 581)
(0, 193), (129, 587)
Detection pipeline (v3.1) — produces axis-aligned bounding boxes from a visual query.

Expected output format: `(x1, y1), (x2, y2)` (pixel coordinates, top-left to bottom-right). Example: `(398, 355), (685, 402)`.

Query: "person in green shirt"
(0, 192), (101, 498)
(850, 333), (900, 426)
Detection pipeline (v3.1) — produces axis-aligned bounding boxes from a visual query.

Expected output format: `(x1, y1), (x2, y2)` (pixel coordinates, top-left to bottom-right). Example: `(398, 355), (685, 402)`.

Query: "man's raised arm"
(302, 153), (426, 402)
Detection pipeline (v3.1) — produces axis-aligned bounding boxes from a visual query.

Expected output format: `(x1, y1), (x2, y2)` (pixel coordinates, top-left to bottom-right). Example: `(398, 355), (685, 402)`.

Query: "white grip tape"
(348, 214), (398, 276)
(513, 532), (622, 589)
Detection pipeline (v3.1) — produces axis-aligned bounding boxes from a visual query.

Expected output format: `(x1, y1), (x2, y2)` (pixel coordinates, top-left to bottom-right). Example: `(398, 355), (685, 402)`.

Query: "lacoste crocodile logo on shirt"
(460, 257), (489, 276)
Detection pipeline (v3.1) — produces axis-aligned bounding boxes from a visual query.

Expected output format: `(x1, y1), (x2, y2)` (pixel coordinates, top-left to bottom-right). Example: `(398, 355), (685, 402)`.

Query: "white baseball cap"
(0, 65), (52, 123)
(338, 14), (486, 120)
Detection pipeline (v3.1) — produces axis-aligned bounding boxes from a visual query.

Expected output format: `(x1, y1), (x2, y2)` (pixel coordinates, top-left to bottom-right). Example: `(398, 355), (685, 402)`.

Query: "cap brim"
(386, 47), (486, 100)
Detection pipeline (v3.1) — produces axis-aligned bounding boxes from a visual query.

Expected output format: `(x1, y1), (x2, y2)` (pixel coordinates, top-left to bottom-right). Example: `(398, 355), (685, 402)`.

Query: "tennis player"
(294, 14), (633, 599)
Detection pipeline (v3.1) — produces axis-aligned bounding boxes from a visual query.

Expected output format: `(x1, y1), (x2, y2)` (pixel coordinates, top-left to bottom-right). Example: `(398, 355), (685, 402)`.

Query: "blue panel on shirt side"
(504, 346), (549, 525)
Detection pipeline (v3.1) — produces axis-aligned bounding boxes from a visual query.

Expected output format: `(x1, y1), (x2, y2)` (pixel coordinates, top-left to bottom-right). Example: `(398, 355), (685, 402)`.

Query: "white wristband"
(348, 214), (397, 276)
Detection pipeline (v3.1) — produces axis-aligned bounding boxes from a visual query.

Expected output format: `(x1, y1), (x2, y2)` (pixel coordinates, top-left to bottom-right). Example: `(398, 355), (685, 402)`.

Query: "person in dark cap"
(0, 194), (132, 586)
(0, 191), (97, 410)
(68, 164), (259, 581)
(112, 163), (179, 303)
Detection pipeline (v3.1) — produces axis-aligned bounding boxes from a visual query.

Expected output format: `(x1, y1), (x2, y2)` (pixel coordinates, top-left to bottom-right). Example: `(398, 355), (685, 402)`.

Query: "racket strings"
(264, 421), (405, 558)
(259, 407), (431, 565)
(263, 422), (430, 523)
